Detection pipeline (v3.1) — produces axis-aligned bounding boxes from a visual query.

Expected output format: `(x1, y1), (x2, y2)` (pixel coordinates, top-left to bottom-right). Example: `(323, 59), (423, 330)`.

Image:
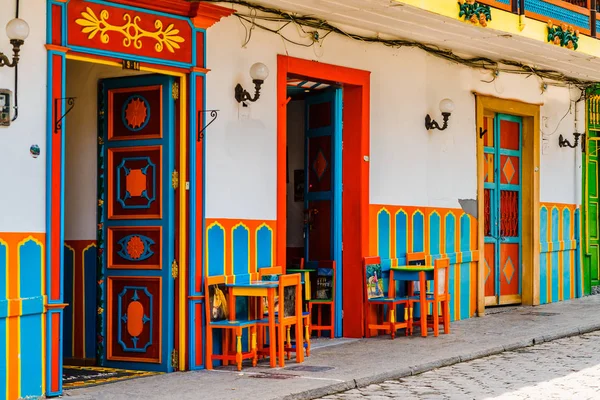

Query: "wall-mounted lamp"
(425, 98), (455, 131)
(234, 62), (269, 104)
(0, 18), (29, 67)
(558, 132), (583, 150)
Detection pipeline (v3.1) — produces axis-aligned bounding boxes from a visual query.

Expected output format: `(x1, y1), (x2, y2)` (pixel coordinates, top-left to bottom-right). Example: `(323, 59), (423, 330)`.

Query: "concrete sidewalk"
(65, 295), (600, 400)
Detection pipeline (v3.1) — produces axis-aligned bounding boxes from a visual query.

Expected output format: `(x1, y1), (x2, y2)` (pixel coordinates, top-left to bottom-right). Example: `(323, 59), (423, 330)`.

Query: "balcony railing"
(479, 0), (600, 37)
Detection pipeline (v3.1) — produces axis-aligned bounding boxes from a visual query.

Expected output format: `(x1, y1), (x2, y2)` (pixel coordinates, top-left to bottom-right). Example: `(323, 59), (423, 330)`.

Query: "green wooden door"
(584, 88), (600, 294)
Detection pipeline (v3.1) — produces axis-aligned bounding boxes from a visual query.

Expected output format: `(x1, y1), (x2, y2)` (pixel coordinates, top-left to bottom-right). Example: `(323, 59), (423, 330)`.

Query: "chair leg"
(223, 329), (230, 366)
(433, 301), (440, 337)
(317, 305), (322, 338)
(206, 327), (213, 370)
(389, 308), (396, 340)
(330, 304), (334, 338)
(278, 323), (285, 368)
(443, 299), (450, 334)
(304, 319), (311, 357)
(251, 327), (258, 367)
(236, 328), (243, 371)
(308, 303), (314, 337)
(286, 326), (291, 360)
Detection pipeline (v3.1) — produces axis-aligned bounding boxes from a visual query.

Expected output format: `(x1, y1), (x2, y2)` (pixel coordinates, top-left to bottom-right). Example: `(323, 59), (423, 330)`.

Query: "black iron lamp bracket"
(425, 112), (451, 131)
(197, 109), (219, 142)
(0, 39), (24, 68)
(558, 132), (583, 150)
(479, 127), (488, 139)
(234, 80), (263, 104)
(54, 97), (76, 134)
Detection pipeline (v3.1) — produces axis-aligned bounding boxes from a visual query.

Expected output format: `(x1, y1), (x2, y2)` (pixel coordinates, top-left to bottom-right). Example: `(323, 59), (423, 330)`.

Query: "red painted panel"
(500, 155), (520, 185)
(67, 0), (193, 64)
(500, 243), (520, 296)
(484, 189), (491, 236)
(51, 54), (63, 301)
(108, 146), (162, 219)
(500, 191), (519, 237)
(483, 153), (494, 183)
(195, 76), (204, 294)
(308, 200), (331, 261)
(484, 243), (495, 297)
(108, 226), (162, 269)
(107, 276), (162, 363)
(51, 312), (61, 392)
(307, 135), (332, 193)
(52, 4), (63, 45)
(500, 120), (520, 150)
(109, 86), (162, 141)
(195, 31), (205, 68)
(194, 302), (203, 366)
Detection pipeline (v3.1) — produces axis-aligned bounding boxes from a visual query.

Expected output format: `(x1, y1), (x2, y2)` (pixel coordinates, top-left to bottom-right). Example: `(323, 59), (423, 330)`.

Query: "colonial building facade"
(0, 0), (597, 398)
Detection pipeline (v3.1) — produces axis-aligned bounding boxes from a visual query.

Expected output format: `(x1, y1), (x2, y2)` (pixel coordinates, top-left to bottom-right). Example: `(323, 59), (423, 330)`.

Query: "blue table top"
(226, 281), (279, 289)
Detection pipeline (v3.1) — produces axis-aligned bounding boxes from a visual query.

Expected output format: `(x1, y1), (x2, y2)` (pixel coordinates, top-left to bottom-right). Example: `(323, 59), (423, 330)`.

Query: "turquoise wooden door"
(483, 114), (523, 306)
(303, 88), (343, 336)
(99, 74), (176, 372)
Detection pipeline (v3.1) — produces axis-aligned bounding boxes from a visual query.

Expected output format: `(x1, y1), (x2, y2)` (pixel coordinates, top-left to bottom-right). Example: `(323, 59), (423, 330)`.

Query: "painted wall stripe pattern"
(0, 233), (45, 400)
(206, 219), (276, 281)
(369, 205), (478, 321)
(539, 203), (582, 304)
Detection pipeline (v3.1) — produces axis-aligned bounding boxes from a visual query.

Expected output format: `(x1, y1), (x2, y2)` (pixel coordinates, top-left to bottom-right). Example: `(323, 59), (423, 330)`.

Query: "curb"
(281, 323), (600, 400)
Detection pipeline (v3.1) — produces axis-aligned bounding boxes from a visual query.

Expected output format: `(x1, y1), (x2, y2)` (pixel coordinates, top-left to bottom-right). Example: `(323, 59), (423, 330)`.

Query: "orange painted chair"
(306, 260), (336, 338)
(410, 257), (451, 337)
(364, 256), (412, 339)
(257, 273), (304, 367)
(205, 275), (258, 371)
(256, 267), (311, 359)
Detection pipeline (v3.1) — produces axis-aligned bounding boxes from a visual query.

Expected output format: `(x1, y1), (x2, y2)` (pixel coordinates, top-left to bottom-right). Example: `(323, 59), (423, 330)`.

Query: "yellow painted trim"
(65, 53), (121, 67)
(475, 94), (540, 310)
(395, 1), (600, 58)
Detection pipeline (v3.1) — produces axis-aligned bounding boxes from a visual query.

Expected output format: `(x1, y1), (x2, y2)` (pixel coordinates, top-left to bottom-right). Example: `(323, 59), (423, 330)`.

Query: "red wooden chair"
(410, 257), (451, 336)
(306, 260), (335, 338)
(205, 275), (258, 371)
(363, 256), (412, 339)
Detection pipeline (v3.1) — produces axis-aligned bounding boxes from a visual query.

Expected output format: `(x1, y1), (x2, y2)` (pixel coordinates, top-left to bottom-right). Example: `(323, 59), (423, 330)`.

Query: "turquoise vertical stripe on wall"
(378, 209), (391, 259)
(412, 211), (424, 253)
(19, 240), (43, 397)
(232, 225), (249, 276)
(429, 212), (441, 256)
(20, 314), (43, 397)
(448, 264), (456, 321)
(63, 246), (74, 358)
(540, 207), (548, 304)
(460, 262), (470, 319)
(575, 209), (583, 297)
(459, 214), (470, 252)
(84, 246), (97, 358)
(563, 209), (572, 300)
(207, 224), (225, 276)
(551, 208), (559, 303)
(256, 225), (272, 269)
(395, 211), (407, 259)
(0, 317), (5, 400)
(445, 213), (456, 262)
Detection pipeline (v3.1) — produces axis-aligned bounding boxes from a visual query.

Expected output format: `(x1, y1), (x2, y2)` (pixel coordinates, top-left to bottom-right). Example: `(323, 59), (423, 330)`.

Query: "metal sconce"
(0, 18), (29, 68)
(425, 98), (455, 131)
(558, 132), (583, 150)
(234, 62), (269, 104)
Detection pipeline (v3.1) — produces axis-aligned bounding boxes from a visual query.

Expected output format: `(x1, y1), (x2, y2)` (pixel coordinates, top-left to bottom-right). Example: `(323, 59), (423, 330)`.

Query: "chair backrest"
(278, 273), (302, 320)
(363, 256), (385, 300)
(434, 258), (450, 298)
(406, 252), (426, 266)
(289, 257), (305, 270)
(259, 266), (283, 281)
(205, 275), (229, 322)
(314, 260), (335, 301)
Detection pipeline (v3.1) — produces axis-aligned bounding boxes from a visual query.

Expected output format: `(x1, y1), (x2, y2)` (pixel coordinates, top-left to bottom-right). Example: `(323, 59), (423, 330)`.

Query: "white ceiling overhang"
(233, 0), (600, 83)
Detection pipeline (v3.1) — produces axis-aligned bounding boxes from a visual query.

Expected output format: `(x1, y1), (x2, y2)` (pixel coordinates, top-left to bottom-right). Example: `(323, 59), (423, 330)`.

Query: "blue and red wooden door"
(100, 75), (176, 371)
(483, 114), (522, 305)
(303, 88), (342, 336)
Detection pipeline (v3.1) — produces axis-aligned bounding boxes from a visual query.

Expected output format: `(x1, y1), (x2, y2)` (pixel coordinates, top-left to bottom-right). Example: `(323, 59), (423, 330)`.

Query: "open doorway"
(286, 78), (342, 337)
(61, 58), (177, 389)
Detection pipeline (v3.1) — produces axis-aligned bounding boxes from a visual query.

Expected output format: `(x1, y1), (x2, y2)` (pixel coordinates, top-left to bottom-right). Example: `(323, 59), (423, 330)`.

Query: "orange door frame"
(276, 55), (370, 338)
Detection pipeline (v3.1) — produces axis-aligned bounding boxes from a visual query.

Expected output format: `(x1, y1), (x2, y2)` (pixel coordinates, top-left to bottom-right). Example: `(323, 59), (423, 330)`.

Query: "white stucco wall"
(64, 60), (140, 240)
(0, 2), (47, 232)
(205, 6), (582, 220)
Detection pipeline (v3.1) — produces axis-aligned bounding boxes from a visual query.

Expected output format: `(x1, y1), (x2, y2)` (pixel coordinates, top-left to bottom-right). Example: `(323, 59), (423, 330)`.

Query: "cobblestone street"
(320, 331), (600, 400)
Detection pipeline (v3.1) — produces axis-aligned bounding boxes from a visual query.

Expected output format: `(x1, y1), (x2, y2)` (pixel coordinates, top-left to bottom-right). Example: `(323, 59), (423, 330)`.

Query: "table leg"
(268, 288), (276, 368)
(419, 271), (427, 337)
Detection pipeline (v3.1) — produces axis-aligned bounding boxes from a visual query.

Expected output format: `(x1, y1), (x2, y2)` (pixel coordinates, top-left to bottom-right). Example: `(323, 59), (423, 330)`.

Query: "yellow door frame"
(475, 94), (541, 314)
